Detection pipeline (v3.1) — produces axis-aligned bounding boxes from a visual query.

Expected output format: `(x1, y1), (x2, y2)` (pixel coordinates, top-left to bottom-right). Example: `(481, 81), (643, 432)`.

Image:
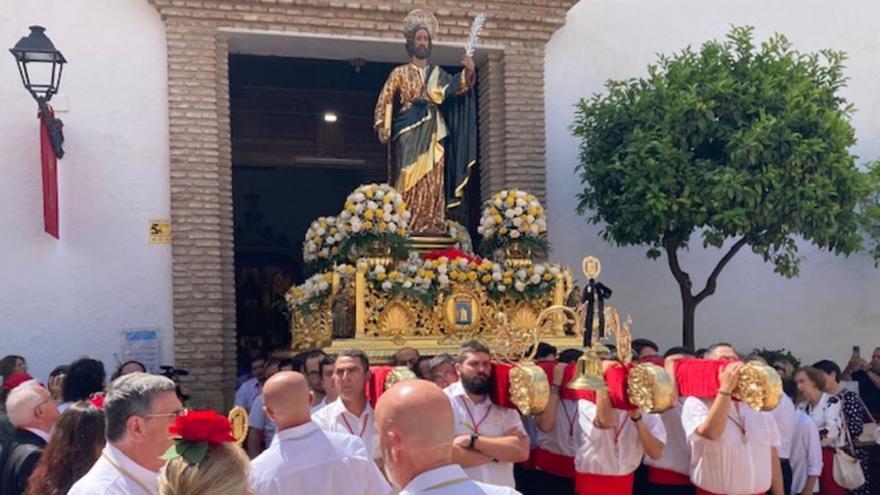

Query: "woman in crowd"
(110, 360), (146, 381)
(159, 410), (250, 495)
(812, 359), (872, 495)
(26, 400), (106, 495)
(795, 366), (845, 495)
(60, 358), (106, 413)
(0, 355), (27, 382)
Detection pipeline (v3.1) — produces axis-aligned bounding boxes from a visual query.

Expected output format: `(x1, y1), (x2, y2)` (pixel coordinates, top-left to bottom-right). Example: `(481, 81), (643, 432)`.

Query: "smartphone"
(853, 346), (861, 358)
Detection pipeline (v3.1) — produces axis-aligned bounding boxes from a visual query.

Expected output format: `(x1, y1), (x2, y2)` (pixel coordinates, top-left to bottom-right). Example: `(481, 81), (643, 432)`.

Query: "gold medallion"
(228, 406), (249, 446)
(444, 289), (482, 334)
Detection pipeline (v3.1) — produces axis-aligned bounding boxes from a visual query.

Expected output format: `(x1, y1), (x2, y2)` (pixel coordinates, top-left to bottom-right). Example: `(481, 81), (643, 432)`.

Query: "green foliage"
(572, 26), (880, 278)
(480, 234), (549, 259)
(753, 347), (802, 369)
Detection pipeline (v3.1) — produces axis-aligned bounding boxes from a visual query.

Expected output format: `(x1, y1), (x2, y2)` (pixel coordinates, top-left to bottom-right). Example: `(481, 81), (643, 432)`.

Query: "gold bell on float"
(567, 347), (606, 391)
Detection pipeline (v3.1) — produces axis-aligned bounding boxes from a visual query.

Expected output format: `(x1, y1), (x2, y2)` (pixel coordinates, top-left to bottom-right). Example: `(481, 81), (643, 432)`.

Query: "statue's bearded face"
(408, 28), (432, 60)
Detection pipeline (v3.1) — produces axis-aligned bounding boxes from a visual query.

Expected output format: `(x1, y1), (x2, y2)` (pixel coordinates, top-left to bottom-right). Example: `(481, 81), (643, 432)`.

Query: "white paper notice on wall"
(122, 329), (160, 373)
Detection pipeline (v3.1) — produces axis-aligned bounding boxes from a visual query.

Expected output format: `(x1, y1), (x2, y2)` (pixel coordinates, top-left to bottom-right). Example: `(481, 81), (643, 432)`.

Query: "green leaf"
(183, 441), (210, 466)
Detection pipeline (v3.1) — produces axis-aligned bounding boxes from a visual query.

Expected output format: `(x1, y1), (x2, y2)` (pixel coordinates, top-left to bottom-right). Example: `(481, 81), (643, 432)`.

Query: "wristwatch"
(631, 414), (643, 422)
(551, 384), (562, 394)
(468, 433), (479, 449)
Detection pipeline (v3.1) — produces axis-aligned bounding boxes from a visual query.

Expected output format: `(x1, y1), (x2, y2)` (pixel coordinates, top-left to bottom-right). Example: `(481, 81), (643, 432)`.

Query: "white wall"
(0, 0), (173, 383)
(546, 0), (880, 365)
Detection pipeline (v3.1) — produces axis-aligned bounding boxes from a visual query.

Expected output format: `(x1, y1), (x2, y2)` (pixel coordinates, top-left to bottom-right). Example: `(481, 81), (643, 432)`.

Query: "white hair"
(5, 379), (47, 428)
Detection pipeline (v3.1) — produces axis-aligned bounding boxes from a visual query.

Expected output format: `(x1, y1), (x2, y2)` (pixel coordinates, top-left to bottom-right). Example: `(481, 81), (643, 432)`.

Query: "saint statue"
(374, 9), (478, 235)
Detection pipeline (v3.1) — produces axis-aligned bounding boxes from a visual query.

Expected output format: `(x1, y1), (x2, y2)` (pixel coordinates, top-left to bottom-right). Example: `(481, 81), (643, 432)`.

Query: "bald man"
(375, 380), (522, 495)
(250, 372), (389, 495)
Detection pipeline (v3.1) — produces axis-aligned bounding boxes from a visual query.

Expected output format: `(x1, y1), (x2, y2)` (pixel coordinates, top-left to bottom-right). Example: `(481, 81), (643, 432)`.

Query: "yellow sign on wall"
(149, 219), (171, 244)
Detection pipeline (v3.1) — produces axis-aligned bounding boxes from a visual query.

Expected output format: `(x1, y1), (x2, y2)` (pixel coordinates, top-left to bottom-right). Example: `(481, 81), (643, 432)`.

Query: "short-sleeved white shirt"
(575, 401), (666, 476)
(312, 397), (381, 461)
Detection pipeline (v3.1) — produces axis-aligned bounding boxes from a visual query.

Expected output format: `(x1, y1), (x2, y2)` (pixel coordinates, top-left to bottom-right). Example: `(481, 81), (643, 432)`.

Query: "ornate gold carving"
(228, 406), (249, 446)
(291, 297), (333, 350)
(504, 242), (533, 268)
(734, 362), (783, 412)
(582, 256), (602, 279)
(384, 366), (418, 389)
(377, 300), (417, 345)
(509, 364), (550, 416)
(627, 363), (674, 413)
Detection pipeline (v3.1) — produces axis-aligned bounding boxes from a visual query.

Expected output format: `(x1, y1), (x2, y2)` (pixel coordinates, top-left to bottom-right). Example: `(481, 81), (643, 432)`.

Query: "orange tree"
(572, 27), (880, 348)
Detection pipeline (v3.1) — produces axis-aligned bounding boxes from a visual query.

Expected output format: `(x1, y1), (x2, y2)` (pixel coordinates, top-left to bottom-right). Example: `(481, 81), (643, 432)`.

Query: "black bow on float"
(581, 278), (612, 347)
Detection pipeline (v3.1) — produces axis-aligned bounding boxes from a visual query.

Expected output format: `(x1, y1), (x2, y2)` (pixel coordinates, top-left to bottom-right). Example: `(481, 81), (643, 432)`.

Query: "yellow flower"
(506, 197), (515, 207)
(499, 227), (508, 235)
(503, 277), (513, 285)
(364, 221), (373, 230)
(384, 195), (393, 204)
(543, 273), (553, 281)
(389, 271), (400, 280)
(365, 188), (375, 198)
(378, 222), (387, 230)
(364, 210), (374, 220)
(481, 274), (493, 284)
(376, 273), (387, 281)
(398, 228), (407, 236)
(346, 203), (356, 213)
(494, 214), (503, 224)
(424, 271), (435, 280)
(331, 247), (339, 255)
(467, 272), (478, 282)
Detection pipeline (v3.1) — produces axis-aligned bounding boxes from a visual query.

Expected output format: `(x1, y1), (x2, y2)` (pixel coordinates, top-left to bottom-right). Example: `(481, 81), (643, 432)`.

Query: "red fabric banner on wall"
(39, 108), (59, 238)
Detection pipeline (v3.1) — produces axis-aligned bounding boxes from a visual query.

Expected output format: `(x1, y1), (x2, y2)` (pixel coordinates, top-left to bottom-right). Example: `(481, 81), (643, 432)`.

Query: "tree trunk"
(665, 236), (747, 349)
(682, 295), (697, 350)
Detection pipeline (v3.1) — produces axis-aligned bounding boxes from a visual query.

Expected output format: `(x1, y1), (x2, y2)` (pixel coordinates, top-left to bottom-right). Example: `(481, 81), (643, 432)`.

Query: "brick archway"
(149, 0), (575, 408)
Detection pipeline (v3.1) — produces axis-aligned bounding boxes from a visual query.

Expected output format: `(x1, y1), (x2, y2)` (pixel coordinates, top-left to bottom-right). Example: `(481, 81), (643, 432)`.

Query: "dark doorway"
(230, 54), (481, 362)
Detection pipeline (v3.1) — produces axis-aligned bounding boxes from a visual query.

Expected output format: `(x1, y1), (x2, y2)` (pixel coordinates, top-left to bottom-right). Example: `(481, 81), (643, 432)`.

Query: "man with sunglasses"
(70, 373), (183, 495)
(1, 379), (59, 495)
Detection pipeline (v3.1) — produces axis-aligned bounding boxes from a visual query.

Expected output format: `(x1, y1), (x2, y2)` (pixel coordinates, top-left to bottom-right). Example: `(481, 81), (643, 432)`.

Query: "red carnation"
(422, 248), (482, 264)
(168, 410), (234, 444)
(88, 393), (105, 409)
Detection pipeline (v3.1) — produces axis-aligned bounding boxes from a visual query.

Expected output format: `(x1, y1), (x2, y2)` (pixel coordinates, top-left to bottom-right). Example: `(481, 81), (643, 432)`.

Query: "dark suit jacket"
(0, 429), (47, 495)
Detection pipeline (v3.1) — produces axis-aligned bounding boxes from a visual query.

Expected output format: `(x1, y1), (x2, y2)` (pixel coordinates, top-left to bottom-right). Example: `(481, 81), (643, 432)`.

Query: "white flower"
(497, 284), (507, 292)
(529, 274), (542, 284)
(366, 200), (378, 211)
(318, 280), (330, 291)
(516, 269), (528, 279)
(492, 272), (502, 281)
(353, 192), (365, 202)
(512, 217), (523, 227)
(515, 191), (526, 198)
(437, 264), (448, 274)
(403, 280), (413, 289)
(505, 209), (516, 219)
(510, 229), (521, 239)
(515, 281), (526, 292)
(381, 281), (392, 291)
(438, 274), (450, 286)
(534, 264), (546, 275)
(513, 207), (523, 216)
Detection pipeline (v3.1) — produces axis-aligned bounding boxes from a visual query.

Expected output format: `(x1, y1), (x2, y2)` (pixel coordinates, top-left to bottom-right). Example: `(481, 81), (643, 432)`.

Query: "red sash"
(574, 472), (634, 495)
(534, 447), (575, 479)
(695, 490), (763, 495)
(647, 466), (692, 486)
(519, 448), (537, 470)
(819, 448), (845, 495)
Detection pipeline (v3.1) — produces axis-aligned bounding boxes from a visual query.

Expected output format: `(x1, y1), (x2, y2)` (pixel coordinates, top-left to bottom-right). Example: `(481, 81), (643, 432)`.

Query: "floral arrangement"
(162, 410), (234, 466)
(337, 183), (411, 260)
(477, 189), (548, 257)
(364, 252), (563, 303)
(285, 264), (356, 315)
(302, 215), (345, 274)
(446, 220), (474, 253)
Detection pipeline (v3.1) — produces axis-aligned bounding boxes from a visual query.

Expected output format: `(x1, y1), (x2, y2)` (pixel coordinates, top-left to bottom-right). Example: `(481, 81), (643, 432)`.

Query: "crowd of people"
(0, 342), (878, 495)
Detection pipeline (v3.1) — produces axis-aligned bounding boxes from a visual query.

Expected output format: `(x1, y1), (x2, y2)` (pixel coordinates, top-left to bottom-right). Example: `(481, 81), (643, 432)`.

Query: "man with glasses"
(311, 354), (338, 414)
(427, 353), (459, 389)
(69, 373), (182, 495)
(300, 350), (328, 405)
(313, 349), (382, 463)
(1, 379), (59, 495)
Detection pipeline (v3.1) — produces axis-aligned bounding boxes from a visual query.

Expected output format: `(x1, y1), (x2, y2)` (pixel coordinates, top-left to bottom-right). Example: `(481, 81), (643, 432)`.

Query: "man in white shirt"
(789, 409), (822, 494)
(445, 340), (530, 488)
(312, 349), (381, 461)
(250, 371), (389, 495)
(69, 373), (183, 495)
(235, 355), (267, 412)
(574, 361), (666, 495)
(769, 383), (797, 495)
(310, 354), (337, 414)
(681, 343), (784, 495)
(531, 352), (582, 493)
(375, 378), (521, 494)
(299, 349), (328, 405)
(645, 348), (695, 495)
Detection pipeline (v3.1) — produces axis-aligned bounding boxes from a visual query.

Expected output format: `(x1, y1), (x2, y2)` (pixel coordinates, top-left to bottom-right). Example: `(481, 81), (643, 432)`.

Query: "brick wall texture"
(147, 0), (577, 409)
